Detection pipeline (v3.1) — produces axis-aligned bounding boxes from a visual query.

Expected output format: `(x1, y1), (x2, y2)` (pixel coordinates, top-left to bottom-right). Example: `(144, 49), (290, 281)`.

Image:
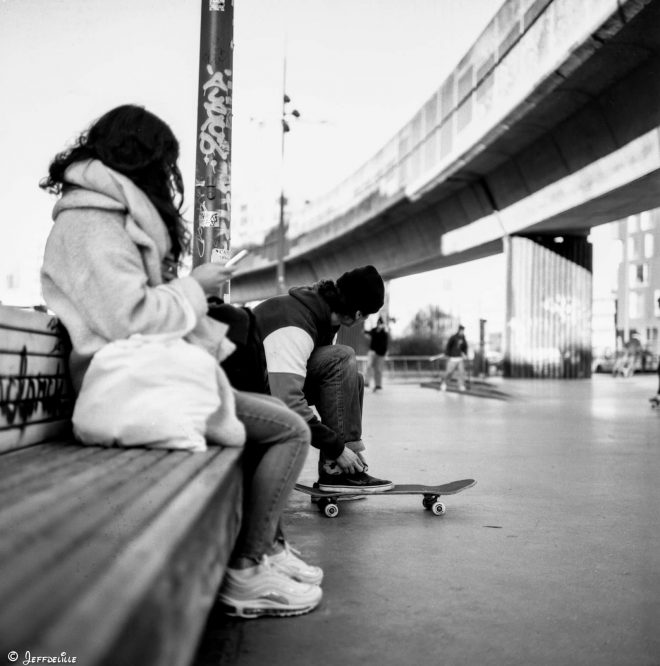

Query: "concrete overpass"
(231, 0), (660, 377)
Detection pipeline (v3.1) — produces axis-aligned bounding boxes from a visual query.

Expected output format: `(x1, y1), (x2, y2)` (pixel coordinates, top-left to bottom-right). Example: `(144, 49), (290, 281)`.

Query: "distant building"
(615, 208), (660, 363)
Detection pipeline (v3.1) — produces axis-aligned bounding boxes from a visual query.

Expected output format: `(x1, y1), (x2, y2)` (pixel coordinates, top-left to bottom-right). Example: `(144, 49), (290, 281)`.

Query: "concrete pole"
(193, 0), (234, 290)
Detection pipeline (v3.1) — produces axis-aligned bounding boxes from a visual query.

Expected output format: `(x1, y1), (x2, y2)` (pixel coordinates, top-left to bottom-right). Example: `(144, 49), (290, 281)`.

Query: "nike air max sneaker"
(218, 557), (322, 618)
(270, 542), (324, 585)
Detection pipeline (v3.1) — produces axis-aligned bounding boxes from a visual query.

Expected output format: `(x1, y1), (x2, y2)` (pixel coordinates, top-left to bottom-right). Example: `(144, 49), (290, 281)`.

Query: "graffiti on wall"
(0, 347), (70, 426)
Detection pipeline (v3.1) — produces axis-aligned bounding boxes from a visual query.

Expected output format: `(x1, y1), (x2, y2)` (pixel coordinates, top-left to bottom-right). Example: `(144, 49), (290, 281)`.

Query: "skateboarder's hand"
(335, 448), (364, 474)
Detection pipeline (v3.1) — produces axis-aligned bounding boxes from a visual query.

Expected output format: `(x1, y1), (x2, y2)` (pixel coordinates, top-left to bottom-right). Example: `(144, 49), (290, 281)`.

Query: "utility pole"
(276, 57), (300, 295)
(193, 0), (234, 295)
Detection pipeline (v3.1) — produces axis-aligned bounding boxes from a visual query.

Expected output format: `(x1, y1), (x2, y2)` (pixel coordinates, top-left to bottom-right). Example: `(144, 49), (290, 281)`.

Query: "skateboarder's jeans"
(230, 390), (310, 563)
(303, 345), (365, 469)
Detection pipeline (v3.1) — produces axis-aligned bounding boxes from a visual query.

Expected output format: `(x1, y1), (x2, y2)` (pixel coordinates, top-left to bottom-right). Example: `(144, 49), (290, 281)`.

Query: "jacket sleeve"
(41, 210), (208, 341)
(262, 326), (344, 459)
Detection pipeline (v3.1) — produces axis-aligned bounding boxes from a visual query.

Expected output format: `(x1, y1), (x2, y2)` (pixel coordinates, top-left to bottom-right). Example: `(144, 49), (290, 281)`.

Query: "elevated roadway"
(232, 0), (660, 303)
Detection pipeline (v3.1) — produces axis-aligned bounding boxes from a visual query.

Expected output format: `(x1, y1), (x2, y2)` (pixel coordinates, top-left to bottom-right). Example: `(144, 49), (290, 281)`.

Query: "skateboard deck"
(294, 479), (476, 518)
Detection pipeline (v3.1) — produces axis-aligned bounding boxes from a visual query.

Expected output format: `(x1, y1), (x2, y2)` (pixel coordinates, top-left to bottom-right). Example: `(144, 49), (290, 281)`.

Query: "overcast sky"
(0, 0), (506, 330)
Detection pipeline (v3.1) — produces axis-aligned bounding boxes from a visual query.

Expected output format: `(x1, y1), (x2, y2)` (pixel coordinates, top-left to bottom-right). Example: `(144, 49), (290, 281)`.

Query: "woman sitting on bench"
(40, 104), (322, 619)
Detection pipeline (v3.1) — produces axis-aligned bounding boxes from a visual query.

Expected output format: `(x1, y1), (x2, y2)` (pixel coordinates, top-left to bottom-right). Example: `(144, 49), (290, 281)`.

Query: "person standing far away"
(650, 358), (660, 405)
(252, 265), (394, 494)
(440, 324), (468, 392)
(365, 316), (389, 392)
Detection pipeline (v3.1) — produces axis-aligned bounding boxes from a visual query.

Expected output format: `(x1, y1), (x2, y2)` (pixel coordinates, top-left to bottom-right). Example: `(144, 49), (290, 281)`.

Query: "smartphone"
(224, 249), (249, 267)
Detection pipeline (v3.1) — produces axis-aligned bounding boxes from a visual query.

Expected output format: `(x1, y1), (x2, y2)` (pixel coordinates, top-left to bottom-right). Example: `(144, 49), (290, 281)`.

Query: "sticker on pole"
(200, 209), (224, 228)
(211, 248), (230, 263)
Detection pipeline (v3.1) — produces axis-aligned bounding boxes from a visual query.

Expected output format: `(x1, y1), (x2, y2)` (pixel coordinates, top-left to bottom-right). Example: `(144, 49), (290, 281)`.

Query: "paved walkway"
(195, 374), (660, 666)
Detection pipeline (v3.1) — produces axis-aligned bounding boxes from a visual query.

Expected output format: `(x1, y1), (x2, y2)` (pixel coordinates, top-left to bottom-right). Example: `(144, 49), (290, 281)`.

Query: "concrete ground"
(195, 374), (660, 666)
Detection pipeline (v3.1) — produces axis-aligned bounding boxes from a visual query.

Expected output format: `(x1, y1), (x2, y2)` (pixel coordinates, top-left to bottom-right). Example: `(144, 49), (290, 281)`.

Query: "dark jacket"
(252, 287), (343, 458)
(367, 327), (388, 356)
(445, 332), (467, 357)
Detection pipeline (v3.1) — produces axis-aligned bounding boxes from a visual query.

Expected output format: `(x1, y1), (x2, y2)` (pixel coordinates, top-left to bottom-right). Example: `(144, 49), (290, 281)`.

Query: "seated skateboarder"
(252, 266), (393, 493)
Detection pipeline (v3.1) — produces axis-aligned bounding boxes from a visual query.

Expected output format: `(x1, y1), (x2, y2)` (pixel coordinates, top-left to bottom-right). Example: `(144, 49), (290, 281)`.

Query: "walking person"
(650, 359), (660, 407)
(252, 266), (394, 493)
(40, 104), (322, 618)
(365, 316), (389, 391)
(439, 324), (468, 392)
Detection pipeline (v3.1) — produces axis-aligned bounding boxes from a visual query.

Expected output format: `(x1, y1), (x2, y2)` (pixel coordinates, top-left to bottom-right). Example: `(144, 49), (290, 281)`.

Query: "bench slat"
(0, 447), (171, 570)
(0, 328), (65, 356)
(40, 447), (243, 666)
(0, 447), (140, 537)
(0, 353), (65, 376)
(0, 443), (103, 496)
(0, 306), (59, 334)
(0, 445), (242, 666)
(0, 448), (221, 604)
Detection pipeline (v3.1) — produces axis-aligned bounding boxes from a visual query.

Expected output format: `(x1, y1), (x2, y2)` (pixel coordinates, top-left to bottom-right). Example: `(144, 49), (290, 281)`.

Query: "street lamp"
(276, 85), (300, 294)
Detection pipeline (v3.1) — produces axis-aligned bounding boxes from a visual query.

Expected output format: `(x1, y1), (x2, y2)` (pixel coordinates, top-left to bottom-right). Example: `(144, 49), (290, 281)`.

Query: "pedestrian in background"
(650, 359), (660, 407)
(365, 316), (388, 392)
(440, 324), (468, 392)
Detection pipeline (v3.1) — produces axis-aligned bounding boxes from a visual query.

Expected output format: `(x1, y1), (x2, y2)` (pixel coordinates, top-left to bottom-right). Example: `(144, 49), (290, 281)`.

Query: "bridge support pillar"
(504, 234), (592, 378)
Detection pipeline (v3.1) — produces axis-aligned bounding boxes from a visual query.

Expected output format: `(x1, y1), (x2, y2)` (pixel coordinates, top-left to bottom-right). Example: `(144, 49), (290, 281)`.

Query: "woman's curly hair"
(40, 104), (190, 262)
(314, 279), (352, 316)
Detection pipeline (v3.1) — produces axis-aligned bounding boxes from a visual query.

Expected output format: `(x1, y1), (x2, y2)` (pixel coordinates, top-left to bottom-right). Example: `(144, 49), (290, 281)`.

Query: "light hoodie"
(41, 159), (232, 391)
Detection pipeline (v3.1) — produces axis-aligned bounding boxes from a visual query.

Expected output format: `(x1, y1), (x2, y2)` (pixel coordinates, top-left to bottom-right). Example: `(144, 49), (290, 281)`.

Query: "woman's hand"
(190, 263), (235, 296)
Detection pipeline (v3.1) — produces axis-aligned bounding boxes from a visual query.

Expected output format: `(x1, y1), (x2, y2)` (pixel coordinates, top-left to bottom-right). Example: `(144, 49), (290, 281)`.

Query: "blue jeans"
(303, 345), (365, 470)
(231, 390), (310, 563)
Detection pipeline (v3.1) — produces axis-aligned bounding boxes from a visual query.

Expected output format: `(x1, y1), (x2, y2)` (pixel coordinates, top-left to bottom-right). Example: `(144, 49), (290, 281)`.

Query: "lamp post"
(276, 61), (300, 295)
(193, 0), (234, 303)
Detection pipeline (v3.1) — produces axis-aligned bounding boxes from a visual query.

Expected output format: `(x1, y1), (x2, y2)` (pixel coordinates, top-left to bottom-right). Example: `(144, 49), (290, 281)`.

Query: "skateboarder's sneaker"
(318, 469), (394, 493)
(270, 542), (324, 585)
(218, 557), (322, 618)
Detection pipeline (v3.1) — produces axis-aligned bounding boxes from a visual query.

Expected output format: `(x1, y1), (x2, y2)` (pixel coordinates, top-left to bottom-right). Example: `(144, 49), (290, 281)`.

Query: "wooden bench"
(0, 305), (243, 666)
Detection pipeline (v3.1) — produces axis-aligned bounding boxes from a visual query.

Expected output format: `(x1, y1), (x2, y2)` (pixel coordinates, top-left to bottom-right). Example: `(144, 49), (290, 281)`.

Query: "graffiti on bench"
(0, 346), (72, 426)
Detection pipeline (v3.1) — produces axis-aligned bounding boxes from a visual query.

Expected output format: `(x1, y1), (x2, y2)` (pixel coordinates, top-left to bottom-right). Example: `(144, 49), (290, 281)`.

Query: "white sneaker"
(270, 543), (324, 585)
(218, 557), (322, 618)
(439, 382), (447, 391)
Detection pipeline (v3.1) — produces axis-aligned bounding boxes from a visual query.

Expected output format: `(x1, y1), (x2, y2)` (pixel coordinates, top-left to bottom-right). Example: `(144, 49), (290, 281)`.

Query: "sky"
(0, 0), (515, 338)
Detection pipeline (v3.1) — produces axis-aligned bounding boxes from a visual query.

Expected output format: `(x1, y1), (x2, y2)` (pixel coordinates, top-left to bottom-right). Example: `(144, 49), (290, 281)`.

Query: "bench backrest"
(0, 305), (74, 453)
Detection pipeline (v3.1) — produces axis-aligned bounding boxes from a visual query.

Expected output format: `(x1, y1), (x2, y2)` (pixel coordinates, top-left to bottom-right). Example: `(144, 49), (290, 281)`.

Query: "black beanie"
(336, 265), (384, 316)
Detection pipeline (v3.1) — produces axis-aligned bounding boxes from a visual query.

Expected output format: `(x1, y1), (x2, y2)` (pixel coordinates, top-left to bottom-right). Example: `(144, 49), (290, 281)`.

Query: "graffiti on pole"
(194, 0), (233, 268)
(196, 62), (232, 263)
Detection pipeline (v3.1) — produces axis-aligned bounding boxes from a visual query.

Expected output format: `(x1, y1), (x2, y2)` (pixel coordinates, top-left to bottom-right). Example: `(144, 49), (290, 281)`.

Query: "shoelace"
(284, 543), (306, 562)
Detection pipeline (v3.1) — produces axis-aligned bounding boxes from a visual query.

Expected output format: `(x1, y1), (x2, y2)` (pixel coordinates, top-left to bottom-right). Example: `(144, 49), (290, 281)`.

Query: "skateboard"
(650, 396), (660, 408)
(294, 479), (476, 518)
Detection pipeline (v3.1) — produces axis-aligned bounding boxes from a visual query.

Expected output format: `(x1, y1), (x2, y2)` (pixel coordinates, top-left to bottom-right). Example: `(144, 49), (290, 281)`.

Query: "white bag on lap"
(72, 332), (244, 451)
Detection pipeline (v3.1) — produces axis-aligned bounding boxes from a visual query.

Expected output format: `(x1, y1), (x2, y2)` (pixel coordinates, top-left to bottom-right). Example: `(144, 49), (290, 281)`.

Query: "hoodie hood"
(288, 286), (331, 320)
(288, 286), (337, 345)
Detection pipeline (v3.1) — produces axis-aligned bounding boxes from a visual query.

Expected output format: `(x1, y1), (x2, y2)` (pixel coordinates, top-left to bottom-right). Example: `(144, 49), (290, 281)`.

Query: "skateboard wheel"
(323, 503), (339, 518)
(431, 502), (446, 516)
